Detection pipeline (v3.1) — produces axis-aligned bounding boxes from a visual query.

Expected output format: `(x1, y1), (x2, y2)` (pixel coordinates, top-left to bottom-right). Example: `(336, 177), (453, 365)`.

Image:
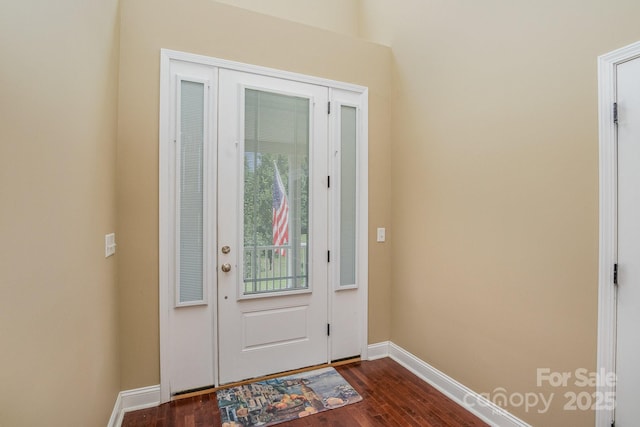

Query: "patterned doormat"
(216, 367), (362, 426)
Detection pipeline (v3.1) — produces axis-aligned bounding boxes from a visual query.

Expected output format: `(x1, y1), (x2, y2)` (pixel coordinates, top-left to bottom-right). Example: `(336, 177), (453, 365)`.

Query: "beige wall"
(360, 0), (640, 425)
(6, 1), (634, 425)
(358, 0), (393, 46)
(117, 0), (392, 390)
(214, 0), (362, 38)
(0, 0), (121, 426)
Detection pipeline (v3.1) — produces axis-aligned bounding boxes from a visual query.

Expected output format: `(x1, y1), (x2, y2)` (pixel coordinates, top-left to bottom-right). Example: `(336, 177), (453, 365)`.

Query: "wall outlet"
(376, 227), (386, 243)
(105, 233), (116, 257)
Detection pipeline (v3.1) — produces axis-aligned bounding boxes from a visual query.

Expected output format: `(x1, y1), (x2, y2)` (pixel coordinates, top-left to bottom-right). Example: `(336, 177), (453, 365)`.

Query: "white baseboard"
(366, 341), (390, 360)
(368, 341), (531, 427)
(108, 385), (161, 427)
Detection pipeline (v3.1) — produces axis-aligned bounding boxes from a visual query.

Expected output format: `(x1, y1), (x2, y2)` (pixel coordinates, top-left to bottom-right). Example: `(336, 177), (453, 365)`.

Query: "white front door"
(160, 51), (368, 401)
(615, 54), (640, 426)
(217, 69), (329, 384)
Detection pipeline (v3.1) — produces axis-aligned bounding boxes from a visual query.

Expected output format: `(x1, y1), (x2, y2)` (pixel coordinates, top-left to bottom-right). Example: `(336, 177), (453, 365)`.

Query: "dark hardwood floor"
(122, 357), (489, 426)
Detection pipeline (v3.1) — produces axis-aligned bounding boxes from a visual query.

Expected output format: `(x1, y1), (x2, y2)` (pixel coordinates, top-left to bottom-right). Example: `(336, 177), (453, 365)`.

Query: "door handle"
(221, 263), (231, 273)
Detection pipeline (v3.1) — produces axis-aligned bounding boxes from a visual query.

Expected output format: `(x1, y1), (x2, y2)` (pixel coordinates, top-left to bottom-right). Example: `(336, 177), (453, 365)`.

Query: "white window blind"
(179, 80), (205, 303)
(340, 106), (357, 286)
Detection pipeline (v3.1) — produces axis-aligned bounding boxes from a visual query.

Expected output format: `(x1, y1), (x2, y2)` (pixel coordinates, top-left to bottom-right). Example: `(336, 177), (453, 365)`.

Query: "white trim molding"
(597, 39), (640, 427)
(368, 342), (531, 427)
(108, 385), (161, 427)
(160, 49), (367, 94)
(366, 341), (390, 360)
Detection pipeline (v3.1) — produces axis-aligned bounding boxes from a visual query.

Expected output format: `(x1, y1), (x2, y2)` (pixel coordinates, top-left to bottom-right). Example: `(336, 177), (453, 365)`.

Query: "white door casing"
(159, 50), (369, 402)
(597, 40), (640, 427)
(613, 54), (640, 426)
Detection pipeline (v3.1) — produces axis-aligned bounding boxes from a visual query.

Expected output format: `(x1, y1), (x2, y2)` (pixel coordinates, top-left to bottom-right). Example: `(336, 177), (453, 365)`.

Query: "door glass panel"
(179, 80), (205, 303)
(340, 106), (357, 286)
(243, 89), (309, 295)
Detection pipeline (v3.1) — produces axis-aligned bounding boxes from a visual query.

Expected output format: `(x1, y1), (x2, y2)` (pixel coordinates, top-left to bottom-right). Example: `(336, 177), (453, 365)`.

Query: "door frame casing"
(597, 39), (640, 427)
(159, 49), (369, 403)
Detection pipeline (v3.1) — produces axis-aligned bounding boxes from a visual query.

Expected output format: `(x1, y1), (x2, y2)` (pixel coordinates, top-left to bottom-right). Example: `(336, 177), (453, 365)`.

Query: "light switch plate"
(376, 227), (386, 243)
(105, 233), (116, 257)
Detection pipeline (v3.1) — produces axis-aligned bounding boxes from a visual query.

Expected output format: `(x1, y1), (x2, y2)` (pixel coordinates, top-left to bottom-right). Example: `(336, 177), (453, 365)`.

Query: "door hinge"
(614, 263), (618, 286)
(327, 175), (330, 188)
(327, 250), (331, 262)
(328, 101), (331, 114)
(327, 323), (331, 336)
(614, 102), (618, 124)
(611, 421), (615, 427)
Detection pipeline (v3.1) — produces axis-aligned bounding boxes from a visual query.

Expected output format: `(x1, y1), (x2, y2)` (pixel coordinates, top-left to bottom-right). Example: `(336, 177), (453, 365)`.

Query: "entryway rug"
(216, 367), (362, 426)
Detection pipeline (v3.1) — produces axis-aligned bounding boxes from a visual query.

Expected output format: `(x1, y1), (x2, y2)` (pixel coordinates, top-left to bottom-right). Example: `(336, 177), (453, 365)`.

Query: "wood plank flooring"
(122, 357), (489, 426)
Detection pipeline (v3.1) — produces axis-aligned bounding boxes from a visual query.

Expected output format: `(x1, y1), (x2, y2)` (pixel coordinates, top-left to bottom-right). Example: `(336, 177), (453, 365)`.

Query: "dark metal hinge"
(614, 102), (618, 124)
(327, 323), (331, 336)
(614, 263), (618, 286)
(328, 101), (331, 114)
(327, 250), (331, 262)
(328, 175), (330, 188)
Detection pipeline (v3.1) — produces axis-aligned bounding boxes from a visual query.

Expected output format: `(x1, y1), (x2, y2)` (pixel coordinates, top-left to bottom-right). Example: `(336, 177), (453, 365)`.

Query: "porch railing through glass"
(243, 243), (308, 294)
